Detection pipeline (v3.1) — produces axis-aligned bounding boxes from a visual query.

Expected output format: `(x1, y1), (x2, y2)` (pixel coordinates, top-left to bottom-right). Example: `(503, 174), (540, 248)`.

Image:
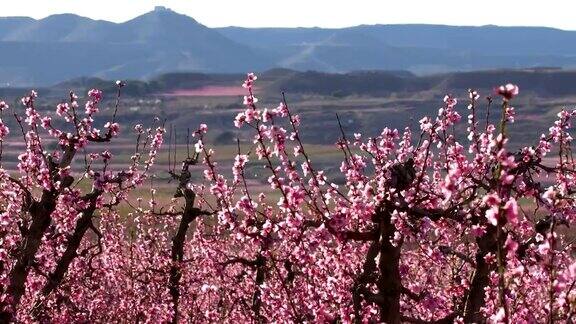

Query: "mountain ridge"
(2, 7), (576, 86)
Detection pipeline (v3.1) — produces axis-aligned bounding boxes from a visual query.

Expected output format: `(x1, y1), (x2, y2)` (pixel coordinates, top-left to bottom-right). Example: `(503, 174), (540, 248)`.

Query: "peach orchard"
(0, 74), (575, 323)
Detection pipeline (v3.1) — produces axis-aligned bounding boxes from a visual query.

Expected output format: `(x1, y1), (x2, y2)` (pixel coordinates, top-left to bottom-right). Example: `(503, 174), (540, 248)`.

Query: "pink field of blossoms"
(0, 73), (575, 323)
(162, 85), (248, 97)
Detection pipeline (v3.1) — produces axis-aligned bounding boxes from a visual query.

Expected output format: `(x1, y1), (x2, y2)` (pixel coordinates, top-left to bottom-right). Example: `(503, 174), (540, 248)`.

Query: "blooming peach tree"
(0, 74), (575, 323)
(0, 85), (165, 322)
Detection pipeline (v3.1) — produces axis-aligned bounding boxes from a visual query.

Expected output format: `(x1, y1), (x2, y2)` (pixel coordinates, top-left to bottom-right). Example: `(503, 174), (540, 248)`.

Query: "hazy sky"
(1, 0), (575, 30)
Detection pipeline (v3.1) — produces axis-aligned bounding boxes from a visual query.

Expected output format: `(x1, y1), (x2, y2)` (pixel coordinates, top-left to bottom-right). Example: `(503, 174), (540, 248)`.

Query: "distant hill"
(218, 25), (576, 74)
(31, 68), (576, 100)
(0, 7), (269, 85)
(262, 68), (576, 97)
(3, 7), (576, 85)
(1, 67), (575, 150)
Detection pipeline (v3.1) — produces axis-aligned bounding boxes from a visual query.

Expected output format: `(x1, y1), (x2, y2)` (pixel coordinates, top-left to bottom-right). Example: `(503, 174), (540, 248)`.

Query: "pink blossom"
(104, 122), (120, 136)
(495, 83), (519, 100)
(503, 198), (519, 225)
(87, 88), (103, 102)
(56, 102), (69, 116)
(471, 224), (486, 237)
(242, 72), (257, 89)
(0, 119), (9, 138)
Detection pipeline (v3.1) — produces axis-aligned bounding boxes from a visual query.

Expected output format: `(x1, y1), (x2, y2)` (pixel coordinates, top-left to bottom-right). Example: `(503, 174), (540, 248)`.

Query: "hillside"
(262, 68), (576, 97)
(0, 7), (269, 85)
(9, 68), (576, 99)
(0, 68), (572, 156)
(3, 7), (576, 85)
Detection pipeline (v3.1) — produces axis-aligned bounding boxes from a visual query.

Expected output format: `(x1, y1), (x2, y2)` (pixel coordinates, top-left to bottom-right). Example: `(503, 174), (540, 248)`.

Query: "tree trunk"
(169, 186), (200, 324)
(463, 226), (498, 323)
(1, 191), (57, 320)
(377, 212), (402, 324)
(169, 212), (194, 324)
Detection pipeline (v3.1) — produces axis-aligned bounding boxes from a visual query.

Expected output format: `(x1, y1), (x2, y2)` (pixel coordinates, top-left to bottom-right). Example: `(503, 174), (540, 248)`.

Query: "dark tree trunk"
(1, 191), (57, 320)
(169, 211), (194, 324)
(168, 179), (202, 324)
(463, 226), (498, 323)
(251, 254), (266, 323)
(377, 211), (402, 324)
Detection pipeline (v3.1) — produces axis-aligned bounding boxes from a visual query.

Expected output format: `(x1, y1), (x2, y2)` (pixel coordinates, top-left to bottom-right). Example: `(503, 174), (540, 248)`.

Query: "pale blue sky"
(1, 0), (574, 30)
